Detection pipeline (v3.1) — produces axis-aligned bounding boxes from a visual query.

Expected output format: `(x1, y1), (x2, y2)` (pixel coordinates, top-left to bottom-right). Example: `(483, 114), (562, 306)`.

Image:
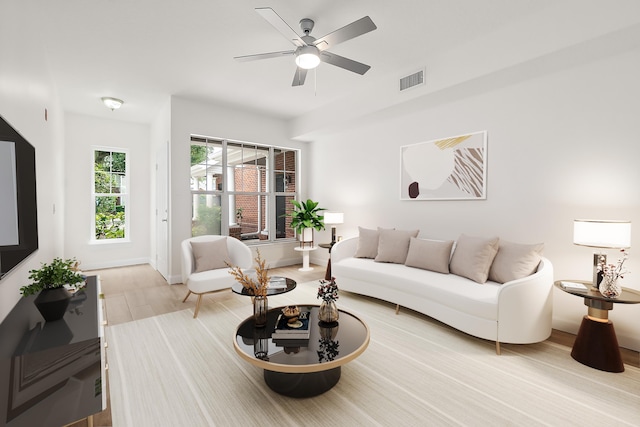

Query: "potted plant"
(286, 199), (325, 246)
(20, 257), (85, 322)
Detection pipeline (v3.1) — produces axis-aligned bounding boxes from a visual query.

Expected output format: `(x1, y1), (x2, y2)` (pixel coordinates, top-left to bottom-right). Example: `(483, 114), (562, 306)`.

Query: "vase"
(253, 295), (268, 327)
(318, 300), (339, 324)
(34, 287), (72, 322)
(599, 276), (622, 298)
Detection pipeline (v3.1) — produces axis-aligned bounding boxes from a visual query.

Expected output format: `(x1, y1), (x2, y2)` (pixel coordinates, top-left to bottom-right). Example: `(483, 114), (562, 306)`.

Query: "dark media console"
(0, 276), (106, 427)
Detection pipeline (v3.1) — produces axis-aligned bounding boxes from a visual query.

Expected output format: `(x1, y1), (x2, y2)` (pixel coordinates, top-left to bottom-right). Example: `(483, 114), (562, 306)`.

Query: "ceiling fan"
(234, 7), (377, 86)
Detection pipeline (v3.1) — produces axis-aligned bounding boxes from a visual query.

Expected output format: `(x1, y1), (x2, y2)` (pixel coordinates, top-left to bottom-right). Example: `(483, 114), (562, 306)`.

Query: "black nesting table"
(231, 276), (297, 296)
(233, 305), (369, 397)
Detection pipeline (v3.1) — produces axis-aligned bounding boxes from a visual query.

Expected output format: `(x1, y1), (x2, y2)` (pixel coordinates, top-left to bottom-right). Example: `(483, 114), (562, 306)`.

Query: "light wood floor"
(72, 262), (640, 427)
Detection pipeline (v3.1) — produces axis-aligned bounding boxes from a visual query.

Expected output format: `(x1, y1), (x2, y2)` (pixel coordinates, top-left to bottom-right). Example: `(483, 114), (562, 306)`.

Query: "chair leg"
(193, 294), (203, 318)
(496, 341), (501, 355)
(182, 290), (192, 303)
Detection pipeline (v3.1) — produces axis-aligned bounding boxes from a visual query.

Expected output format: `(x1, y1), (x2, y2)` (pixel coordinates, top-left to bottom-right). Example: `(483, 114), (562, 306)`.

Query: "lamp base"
(592, 252), (605, 290)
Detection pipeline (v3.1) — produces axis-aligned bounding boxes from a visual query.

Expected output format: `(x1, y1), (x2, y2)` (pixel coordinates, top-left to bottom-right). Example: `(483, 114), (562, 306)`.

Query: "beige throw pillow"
(191, 238), (230, 273)
(354, 227), (381, 259)
(405, 238), (454, 274)
(375, 229), (420, 264)
(488, 240), (544, 284)
(449, 234), (499, 284)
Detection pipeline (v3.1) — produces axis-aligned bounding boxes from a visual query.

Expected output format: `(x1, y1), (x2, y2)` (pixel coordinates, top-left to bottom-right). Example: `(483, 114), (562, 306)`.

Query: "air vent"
(399, 69), (425, 92)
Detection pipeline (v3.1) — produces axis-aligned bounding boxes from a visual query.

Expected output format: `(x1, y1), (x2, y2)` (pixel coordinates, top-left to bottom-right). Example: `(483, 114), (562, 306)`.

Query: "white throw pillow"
(354, 227), (382, 259)
(375, 229), (420, 264)
(405, 238), (454, 274)
(191, 238), (230, 273)
(449, 234), (499, 284)
(488, 240), (544, 284)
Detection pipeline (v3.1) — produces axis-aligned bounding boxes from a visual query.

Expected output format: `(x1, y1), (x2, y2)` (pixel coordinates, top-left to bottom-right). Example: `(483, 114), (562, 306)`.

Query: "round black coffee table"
(231, 276), (297, 296)
(233, 305), (369, 397)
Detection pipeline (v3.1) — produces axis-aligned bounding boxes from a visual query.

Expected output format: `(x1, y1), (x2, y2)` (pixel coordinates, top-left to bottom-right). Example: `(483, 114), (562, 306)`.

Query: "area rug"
(106, 281), (640, 426)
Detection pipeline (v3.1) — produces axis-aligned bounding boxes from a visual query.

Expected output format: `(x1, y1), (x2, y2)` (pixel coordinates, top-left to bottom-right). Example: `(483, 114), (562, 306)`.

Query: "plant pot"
(300, 228), (314, 247)
(34, 287), (72, 322)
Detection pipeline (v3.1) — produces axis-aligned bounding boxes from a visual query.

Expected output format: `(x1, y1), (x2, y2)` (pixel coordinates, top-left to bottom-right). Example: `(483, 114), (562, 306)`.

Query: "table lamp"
(573, 219), (631, 290)
(324, 212), (344, 245)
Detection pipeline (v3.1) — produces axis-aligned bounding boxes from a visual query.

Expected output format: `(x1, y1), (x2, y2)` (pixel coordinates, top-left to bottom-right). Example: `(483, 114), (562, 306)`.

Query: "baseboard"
(82, 257), (151, 271)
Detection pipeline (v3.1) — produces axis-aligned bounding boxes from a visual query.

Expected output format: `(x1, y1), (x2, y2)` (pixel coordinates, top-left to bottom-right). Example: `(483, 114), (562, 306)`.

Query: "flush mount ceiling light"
(101, 97), (124, 111)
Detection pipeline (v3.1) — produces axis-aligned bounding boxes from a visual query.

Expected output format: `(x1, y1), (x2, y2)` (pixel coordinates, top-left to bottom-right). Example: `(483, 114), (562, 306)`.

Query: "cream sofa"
(331, 229), (554, 354)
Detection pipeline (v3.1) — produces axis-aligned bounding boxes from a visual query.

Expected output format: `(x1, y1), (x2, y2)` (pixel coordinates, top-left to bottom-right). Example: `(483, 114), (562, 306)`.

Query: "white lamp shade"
(324, 212), (344, 225)
(573, 219), (631, 248)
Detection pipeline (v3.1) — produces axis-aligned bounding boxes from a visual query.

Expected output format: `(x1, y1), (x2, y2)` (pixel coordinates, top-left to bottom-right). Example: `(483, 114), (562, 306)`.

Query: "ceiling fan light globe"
(295, 46), (320, 69)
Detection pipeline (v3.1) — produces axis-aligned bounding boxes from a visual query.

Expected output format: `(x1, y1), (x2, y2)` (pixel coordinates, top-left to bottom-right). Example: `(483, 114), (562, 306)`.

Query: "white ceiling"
(33, 1), (638, 128)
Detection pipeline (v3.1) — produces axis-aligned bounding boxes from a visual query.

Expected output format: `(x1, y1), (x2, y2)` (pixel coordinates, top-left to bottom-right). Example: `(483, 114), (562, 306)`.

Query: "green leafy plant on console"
(20, 258), (85, 297)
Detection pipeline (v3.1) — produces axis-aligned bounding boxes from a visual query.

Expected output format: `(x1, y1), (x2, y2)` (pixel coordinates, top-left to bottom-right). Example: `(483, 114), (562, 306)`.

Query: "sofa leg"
(496, 341), (501, 355)
(193, 294), (203, 318)
(182, 290), (192, 303)
(395, 304), (400, 315)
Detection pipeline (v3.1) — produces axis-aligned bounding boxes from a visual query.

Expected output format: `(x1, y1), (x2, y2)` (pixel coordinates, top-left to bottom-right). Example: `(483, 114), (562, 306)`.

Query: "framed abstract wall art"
(400, 130), (487, 200)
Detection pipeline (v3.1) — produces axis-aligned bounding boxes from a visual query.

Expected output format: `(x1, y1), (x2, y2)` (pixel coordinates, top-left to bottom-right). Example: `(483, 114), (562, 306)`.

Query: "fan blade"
(320, 52), (371, 75)
(313, 16), (377, 51)
(256, 7), (306, 47)
(292, 68), (308, 86)
(234, 50), (295, 62)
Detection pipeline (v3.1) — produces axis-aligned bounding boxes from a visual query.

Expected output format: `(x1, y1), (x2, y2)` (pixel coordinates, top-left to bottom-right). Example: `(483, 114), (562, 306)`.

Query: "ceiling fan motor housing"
(299, 18), (314, 34)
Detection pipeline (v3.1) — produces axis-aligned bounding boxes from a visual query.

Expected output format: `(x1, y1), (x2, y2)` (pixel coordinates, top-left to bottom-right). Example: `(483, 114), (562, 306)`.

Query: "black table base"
(571, 316), (624, 373)
(264, 367), (341, 397)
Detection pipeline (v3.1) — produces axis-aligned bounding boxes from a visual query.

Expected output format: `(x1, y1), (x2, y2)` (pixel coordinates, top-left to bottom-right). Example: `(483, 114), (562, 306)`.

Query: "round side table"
(555, 280), (640, 372)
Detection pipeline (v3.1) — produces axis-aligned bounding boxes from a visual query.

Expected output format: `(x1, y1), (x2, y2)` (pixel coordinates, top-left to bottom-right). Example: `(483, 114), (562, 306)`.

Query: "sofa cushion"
(354, 227), (381, 259)
(191, 238), (230, 273)
(449, 234), (499, 284)
(405, 238), (454, 274)
(375, 229), (420, 264)
(488, 241), (544, 284)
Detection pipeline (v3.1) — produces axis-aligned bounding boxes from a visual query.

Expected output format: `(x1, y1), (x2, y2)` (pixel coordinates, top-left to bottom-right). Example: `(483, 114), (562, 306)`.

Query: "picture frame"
(400, 130), (487, 200)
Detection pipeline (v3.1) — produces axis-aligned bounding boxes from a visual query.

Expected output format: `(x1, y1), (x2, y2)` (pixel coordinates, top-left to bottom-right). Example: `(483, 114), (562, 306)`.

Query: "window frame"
(190, 136), (299, 244)
(91, 146), (130, 244)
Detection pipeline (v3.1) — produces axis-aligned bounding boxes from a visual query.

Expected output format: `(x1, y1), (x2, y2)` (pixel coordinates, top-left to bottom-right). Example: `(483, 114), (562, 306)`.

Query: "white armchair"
(181, 235), (252, 318)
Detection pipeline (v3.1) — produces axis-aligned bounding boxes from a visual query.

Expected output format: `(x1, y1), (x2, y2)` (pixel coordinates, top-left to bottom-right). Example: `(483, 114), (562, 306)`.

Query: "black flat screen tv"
(0, 115), (38, 279)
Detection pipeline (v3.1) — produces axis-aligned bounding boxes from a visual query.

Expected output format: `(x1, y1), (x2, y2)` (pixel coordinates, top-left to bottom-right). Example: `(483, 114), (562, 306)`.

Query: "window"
(93, 148), (128, 241)
(190, 137), (298, 242)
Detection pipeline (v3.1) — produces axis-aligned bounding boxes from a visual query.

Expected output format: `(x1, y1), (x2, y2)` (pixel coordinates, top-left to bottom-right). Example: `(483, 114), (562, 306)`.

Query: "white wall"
(309, 47), (640, 351)
(0, 0), (65, 321)
(167, 97), (311, 283)
(64, 113), (151, 270)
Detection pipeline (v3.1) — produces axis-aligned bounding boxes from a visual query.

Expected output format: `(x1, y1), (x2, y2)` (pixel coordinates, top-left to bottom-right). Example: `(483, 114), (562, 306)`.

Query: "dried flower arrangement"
(317, 278), (339, 302)
(228, 250), (270, 297)
(597, 249), (629, 283)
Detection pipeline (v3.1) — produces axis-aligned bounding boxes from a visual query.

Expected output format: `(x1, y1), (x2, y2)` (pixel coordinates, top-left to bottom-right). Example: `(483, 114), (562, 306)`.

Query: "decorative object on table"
(272, 309), (311, 340)
(317, 278), (339, 325)
(285, 199), (325, 247)
(267, 276), (287, 290)
(228, 250), (271, 327)
(20, 257), (85, 322)
(573, 219), (631, 290)
(324, 212), (344, 245)
(400, 130), (487, 200)
(597, 249), (628, 298)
